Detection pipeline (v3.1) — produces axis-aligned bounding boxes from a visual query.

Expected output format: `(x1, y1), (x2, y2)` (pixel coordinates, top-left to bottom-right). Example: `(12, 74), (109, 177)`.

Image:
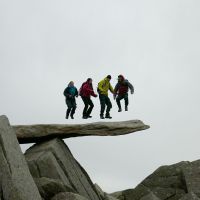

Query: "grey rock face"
(14, 120), (150, 144)
(111, 159), (200, 200)
(140, 192), (160, 200)
(34, 177), (74, 200)
(94, 184), (119, 200)
(179, 192), (200, 200)
(25, 138), (102, 200)
(182, 160), (200, 198)
(51, 192), (89, 200)
(0, 115), (42, 200)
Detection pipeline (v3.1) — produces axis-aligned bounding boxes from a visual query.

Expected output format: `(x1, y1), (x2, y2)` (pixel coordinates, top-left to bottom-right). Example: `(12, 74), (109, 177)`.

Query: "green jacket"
(98, 78), (114, 96)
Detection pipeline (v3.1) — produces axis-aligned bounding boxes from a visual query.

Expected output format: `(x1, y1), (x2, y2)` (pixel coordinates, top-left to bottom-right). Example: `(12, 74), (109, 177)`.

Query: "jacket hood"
(118, 75), (125, 81)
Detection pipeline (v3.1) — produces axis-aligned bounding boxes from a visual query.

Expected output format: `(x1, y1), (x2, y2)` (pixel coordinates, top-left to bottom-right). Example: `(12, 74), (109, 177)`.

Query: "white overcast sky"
(1, 0), (200, 193)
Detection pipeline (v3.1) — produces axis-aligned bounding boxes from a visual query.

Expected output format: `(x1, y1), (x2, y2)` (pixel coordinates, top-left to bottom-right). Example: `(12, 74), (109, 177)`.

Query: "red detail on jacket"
(81, 82), (97, 98)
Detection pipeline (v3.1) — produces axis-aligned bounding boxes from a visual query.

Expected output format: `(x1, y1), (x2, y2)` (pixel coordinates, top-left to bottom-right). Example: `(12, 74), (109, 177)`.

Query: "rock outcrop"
(110, 160), (200, 200)
(14, 120), (150, 144)
(25, 138), (102, 200)
(0, 115), (42, 200)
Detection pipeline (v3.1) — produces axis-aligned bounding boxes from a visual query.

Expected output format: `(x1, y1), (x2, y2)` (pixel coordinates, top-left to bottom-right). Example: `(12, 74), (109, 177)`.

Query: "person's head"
(87, 78), (93, 84)
(68, 81), (74, 87)
(106, 75), (112, 82)
(118, 75), (125, 82)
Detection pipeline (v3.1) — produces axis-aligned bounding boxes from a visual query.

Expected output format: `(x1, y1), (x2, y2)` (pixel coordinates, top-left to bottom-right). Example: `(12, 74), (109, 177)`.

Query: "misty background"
(1, 0), (200, 193)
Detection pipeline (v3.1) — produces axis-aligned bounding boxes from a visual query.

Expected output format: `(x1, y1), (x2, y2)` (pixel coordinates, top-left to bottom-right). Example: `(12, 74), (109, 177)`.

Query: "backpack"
(79, 82), (86, 96)
(63, 88), (68, 97)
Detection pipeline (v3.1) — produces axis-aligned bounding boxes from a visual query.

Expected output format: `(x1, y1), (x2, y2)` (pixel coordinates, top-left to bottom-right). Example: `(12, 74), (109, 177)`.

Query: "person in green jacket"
(97, 75), (114, 119)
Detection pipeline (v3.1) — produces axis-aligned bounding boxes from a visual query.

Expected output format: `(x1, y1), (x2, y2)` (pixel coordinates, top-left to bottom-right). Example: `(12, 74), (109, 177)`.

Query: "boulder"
(14, 120), (150, 144)
(34, 177), (74, 200)
(51, 192), (89, 200)
(0, 115), (42, 200)
(25, 138), (102, 200)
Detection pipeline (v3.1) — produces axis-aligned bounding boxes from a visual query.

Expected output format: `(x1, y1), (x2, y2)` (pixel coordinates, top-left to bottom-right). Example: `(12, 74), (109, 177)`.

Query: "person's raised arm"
(128, 82), (134, 94)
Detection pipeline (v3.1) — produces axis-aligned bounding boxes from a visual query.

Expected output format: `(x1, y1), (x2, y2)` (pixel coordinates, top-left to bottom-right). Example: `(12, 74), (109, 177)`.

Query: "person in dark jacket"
(114, 75), (134, 112)
(80, 78), (98, 119)
(63, 81), (78, 119)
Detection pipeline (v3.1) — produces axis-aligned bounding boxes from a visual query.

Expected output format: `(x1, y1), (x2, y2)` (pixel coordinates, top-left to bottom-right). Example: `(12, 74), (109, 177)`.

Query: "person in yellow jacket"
(97, 75), (114, 119)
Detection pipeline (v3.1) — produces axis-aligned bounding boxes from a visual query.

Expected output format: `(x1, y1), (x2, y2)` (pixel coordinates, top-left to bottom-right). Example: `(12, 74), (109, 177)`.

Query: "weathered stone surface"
(182, 160), (200, 198)
(0, 115), (42, 200)
(94, 184), (119, 200)
(25, 138), (102, 200)
(140, 192), (160, 200)
(179, 192), (200, 200)
(34, 177), (74, 200)
(14, 120), (150, 144)
(111, 184), (151, 200)
(51, 192), (89, 200)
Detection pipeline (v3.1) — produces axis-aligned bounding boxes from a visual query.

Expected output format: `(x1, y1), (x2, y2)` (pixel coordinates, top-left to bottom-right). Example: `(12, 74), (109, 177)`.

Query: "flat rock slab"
(14, 120), (150, 144)
(0, 115), (42, 200)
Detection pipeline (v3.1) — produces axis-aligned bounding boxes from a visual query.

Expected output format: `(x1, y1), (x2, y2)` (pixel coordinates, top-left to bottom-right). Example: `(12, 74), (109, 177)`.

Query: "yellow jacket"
(98, 78), (114, 96)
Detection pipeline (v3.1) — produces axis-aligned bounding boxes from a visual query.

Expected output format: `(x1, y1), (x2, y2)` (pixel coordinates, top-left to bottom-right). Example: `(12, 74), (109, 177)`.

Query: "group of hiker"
(63, 75), (134, 119)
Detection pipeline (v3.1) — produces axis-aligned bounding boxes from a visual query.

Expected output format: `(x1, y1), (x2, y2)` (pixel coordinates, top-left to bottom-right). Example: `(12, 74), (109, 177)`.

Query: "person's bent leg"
(82, 97), (89, 118)
(116, 96), (123, 112)
(66, 99), (72, 119)
(105, 96), (112, 119)
(99, 94), (106, 119)
(70, 99), (77, 119)
(86, 98), (94, 118)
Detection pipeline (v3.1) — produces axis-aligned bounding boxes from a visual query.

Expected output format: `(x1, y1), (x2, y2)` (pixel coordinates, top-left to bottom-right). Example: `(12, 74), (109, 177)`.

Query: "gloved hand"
(131, 91), (134, 95)
(113, 94), (116, 100)
(94, 94), (98, 98)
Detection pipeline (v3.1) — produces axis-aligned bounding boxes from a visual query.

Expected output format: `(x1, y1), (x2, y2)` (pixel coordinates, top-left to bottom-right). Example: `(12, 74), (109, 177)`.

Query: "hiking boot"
(118, 108), (122, 112)
(70, 115), (74, 119)
(87, 115), (92, 118)
(100, 114), (105, 119)
(125, 106), (128, 111)
(105, 114), (112, 119)
(82, 116), (88, 119)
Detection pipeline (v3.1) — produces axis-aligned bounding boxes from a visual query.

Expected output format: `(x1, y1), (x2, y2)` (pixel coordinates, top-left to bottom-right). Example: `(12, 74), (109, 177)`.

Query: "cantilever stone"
(13, 120), (150, 144)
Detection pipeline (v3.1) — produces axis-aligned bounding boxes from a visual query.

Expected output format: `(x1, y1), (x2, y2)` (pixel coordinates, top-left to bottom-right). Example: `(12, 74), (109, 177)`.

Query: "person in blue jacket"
(63, 81), (78, 119)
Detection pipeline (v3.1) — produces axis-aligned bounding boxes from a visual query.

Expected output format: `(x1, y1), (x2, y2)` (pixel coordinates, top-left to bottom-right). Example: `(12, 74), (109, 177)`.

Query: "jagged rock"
(14, 120), (150, 144)
(179, 192), (200, 200)
(182, 160), (200, 198)
(94, 184), (119, 200)
(0, 115), (42, 200)
(25, 138), (102, 200)
(111, 184), (151, 200)
(140, 192), (160, 200)
(51, 192), (89, 200)
(34, 177), (74, 200)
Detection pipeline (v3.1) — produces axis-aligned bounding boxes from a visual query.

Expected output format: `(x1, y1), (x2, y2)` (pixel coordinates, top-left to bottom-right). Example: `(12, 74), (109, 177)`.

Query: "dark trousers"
(81, 97), (94, 117)
(66, 98), (76, 117)
(99, 94), (112, 116)
(116, 93), (129, 109)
